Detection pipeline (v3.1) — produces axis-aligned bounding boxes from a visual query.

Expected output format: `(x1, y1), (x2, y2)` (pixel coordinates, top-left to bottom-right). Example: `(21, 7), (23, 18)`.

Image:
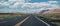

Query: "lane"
(15, 16), (30, 26)
(20, 15), (49, 26)
(0, 15), (29, 26)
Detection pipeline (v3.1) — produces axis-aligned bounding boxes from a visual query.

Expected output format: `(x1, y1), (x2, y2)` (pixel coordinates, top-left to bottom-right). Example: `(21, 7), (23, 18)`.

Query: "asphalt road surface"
(20, 15), (50, 26)
(0, 14), (51, 26)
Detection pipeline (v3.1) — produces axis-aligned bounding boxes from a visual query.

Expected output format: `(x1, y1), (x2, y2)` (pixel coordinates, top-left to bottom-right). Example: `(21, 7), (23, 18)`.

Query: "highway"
(0, 14), (51, 26)
(15, 14), (51, 26)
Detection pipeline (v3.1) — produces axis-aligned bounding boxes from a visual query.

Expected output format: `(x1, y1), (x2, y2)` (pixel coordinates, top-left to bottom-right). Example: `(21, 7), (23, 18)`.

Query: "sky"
(0, 0), (60, 13)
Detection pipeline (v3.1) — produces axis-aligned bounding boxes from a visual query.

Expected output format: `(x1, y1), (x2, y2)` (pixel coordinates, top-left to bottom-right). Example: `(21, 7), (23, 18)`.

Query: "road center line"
(15, 16), (30, 26)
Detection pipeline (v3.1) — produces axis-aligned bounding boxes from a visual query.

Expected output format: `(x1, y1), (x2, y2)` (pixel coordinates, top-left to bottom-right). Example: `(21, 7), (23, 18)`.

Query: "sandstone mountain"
(44, 9), (60, 14)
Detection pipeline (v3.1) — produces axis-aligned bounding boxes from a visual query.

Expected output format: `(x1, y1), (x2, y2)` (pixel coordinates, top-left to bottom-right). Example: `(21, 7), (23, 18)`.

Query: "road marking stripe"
(15, 16), (30, 26)
(34, 16), (51, 26)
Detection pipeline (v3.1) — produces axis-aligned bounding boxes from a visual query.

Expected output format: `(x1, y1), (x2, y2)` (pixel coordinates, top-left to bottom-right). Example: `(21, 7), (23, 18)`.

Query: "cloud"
(0, 0), (8, 2)
(48, 1), (58, 4)
(12, 2), (50, 9)
(0, 0), (60, 13)
(8, 0), (26, 3)
(0, 2), (9, 6)
(12, 1), (59, 9)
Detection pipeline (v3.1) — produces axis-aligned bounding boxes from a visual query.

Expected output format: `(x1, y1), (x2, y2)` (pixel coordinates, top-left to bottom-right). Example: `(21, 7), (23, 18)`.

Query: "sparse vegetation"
(36, 14), (60, 26)
(0, 14), (26, 20)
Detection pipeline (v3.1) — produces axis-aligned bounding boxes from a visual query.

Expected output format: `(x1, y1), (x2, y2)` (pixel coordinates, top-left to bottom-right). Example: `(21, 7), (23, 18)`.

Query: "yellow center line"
(15, 16), (30, 26)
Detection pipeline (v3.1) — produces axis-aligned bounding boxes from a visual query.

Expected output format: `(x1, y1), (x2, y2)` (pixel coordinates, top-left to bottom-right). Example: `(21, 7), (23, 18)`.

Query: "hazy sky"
(0, 0), (60, 13)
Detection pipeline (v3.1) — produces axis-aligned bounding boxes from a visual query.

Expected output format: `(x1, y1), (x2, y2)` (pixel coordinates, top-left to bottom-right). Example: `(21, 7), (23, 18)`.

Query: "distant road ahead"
(20, 15), (50, 26)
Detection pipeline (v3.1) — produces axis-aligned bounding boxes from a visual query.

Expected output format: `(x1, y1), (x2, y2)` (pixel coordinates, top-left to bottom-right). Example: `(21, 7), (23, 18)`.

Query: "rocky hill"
(44, 9), (60, 14)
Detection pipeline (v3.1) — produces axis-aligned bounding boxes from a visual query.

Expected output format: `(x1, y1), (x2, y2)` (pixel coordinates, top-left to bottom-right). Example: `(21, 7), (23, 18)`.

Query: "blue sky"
(28, 0), (48, 3)
(0, 0), (60, 13)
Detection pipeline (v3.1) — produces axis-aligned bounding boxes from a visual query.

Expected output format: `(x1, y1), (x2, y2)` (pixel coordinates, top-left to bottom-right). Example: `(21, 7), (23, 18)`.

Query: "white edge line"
(34, 16), (51, 26)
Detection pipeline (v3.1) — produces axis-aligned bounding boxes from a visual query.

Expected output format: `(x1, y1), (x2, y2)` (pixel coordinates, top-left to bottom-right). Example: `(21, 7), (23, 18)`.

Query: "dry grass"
(36, 14), (60, 26)
(0, 14), (23, 20)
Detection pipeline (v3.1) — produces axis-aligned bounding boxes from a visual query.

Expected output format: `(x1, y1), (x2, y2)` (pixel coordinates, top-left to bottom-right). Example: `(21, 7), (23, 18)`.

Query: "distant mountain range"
(0, 9), (60, 14)
(43, 9), (60, 14)
(39, 10), (49, 14)
(0, 12), (25, 15)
